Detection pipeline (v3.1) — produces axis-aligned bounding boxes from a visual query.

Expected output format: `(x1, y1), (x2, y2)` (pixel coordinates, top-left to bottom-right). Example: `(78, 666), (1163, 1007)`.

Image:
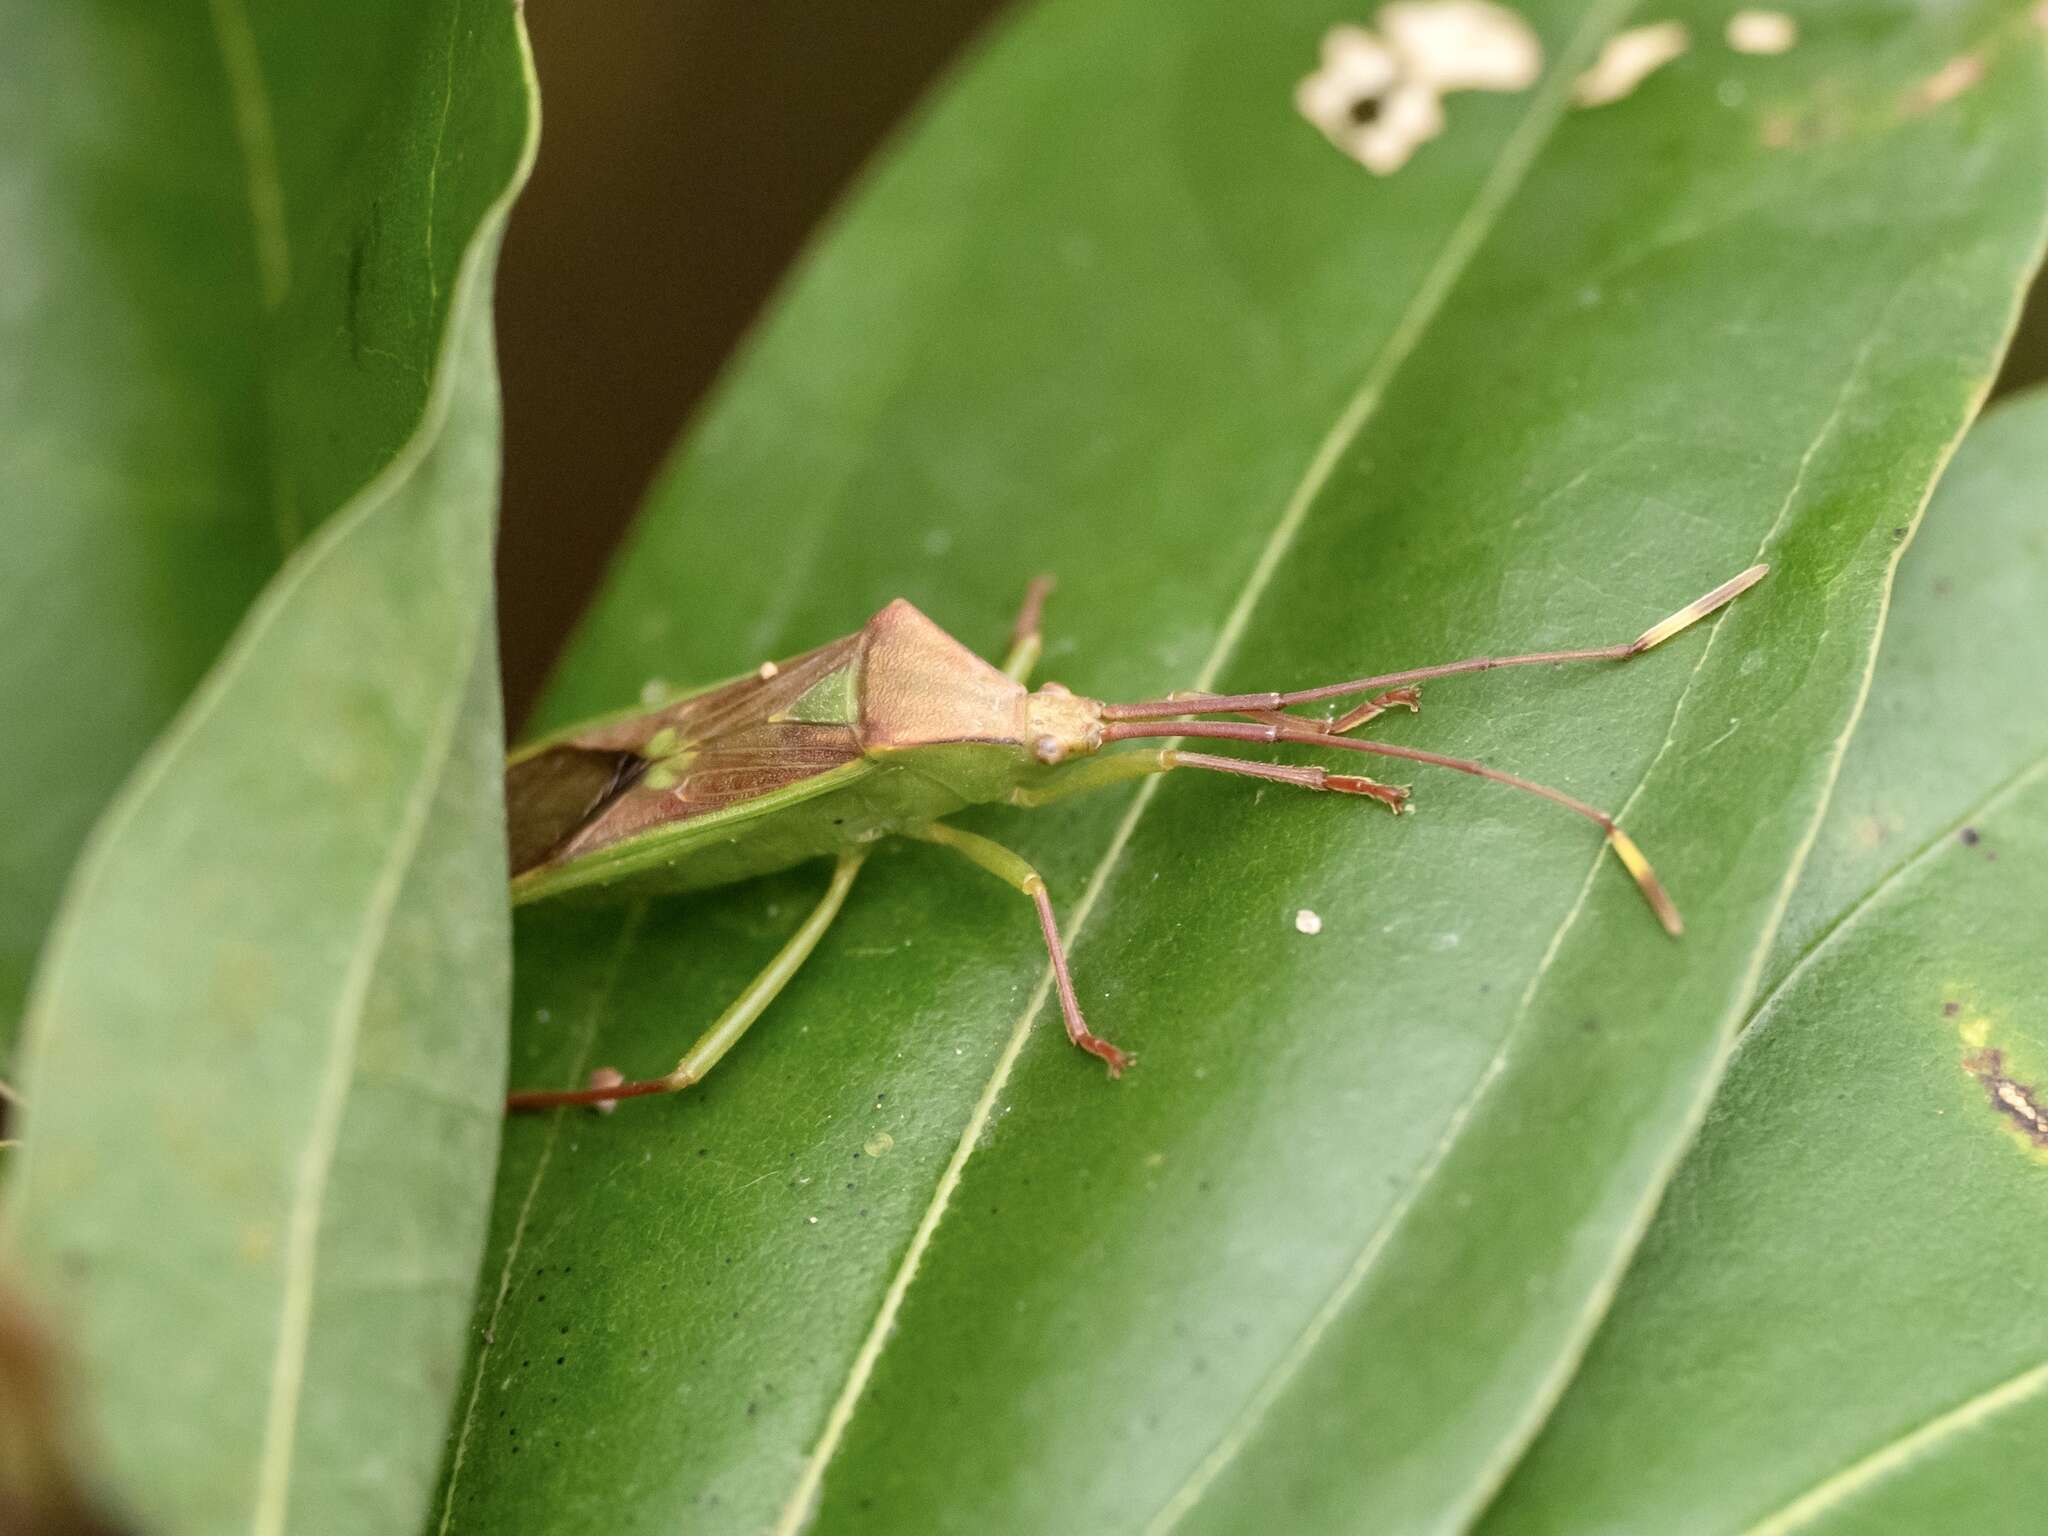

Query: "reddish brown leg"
(1029, 882), (1132, 1076)
(904, 821), (1131, 1075)
(1242, 685), (1423, 737)
(1170, 749), (1410, 812)
(1098, 717), (1684, 936)
(1325, 685), (1422, 734)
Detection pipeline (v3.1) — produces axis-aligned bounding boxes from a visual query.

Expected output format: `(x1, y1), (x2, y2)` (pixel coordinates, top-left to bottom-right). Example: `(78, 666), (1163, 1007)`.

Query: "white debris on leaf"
(1294, 908), (1324, 936)
(1381, 0), (1542, 91)
(1574, 21), (1690, 107)
(1297, 3), (1541, 175)
(1725, 9), (1797, 53)
(1296, 26), (1438, 174)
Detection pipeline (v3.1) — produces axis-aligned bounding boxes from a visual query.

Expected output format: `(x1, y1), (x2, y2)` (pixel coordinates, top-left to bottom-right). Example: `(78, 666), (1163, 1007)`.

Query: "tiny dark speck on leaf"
(1944, 1001), (1961, 1016)
(1892, 525), (1907, 539)
(555, 1356), (565, 1366)
(1961, 827), (1981, 845)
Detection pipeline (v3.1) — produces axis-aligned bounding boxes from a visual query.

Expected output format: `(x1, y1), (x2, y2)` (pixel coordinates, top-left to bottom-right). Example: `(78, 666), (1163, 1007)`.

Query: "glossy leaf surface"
(437, 1), (2048, 1532)
(1481, 386), (2048, 1535)
(0, 0), (524, 1051)
(1, 4), (537, 1533)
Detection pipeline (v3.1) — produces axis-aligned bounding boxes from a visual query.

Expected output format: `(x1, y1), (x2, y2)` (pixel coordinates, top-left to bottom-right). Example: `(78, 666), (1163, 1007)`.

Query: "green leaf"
(0, 0), (518, 1050)
(438, 1), (2047, 1532)
(1, 4), (537, 1533)
(1478, 386), (2048, 1534)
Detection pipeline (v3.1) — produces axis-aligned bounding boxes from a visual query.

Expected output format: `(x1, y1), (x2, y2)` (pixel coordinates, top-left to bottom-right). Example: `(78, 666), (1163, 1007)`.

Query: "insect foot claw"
(1328, 775), (1411, 814)
(1079, 1036), (1135, 1078)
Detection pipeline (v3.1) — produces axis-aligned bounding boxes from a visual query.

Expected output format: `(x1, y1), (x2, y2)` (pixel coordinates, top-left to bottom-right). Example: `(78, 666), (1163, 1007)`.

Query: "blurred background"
(493, 0), (2048, 725)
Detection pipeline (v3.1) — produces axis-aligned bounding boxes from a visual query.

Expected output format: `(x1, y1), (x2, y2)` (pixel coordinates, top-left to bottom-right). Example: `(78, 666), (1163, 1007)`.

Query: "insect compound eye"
(1034, 735), (1067, 765)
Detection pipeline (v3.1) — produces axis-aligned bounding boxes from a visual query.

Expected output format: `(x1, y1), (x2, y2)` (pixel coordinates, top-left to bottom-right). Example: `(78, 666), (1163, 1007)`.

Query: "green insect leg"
(504, 847), (870, 1111)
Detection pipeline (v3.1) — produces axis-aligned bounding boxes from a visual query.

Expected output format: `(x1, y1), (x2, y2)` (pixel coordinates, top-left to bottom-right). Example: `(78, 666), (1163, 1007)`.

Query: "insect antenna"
(1096, 717), (1683, 936)
(1100, 564), (1767, 723)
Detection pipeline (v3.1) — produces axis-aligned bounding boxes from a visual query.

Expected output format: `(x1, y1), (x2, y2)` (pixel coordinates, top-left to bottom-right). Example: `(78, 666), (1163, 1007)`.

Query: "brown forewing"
(507, 633), (865, 875)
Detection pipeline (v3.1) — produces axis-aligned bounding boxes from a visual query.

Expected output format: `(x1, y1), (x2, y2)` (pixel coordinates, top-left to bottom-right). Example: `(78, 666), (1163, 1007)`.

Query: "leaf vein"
(773, 2), (1635, 1526)
(435, 905), (648, 1533)
(1739, 753), (2048, 1043)
(1151, 170), (1913, 1536)
(206, 0), (291, 311)
(1738, 1359), (2048, 1536)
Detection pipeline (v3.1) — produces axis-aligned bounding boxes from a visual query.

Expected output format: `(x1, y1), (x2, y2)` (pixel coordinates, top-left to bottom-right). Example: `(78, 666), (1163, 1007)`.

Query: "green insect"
(503, 565), (1768, 1111)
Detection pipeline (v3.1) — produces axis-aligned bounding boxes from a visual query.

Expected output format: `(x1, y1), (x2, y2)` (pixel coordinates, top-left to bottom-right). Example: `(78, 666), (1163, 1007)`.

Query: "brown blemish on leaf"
(1759, 96), (1850, 150)
(1963, 1048), (2048, 1151)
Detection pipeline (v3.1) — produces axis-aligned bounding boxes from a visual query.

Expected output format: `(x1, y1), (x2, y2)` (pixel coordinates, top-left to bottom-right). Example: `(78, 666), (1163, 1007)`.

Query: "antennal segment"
(1102, 564), (1769, 723)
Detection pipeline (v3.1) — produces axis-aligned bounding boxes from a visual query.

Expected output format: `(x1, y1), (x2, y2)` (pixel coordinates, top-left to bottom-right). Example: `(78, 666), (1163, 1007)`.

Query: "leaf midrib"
(252, 608), (489, 1535)
(770, 2), (1636, 1525)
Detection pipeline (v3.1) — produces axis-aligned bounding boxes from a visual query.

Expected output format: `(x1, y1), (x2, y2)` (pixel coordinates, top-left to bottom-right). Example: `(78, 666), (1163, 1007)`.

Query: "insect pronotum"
(503, 564), (1768, 1111)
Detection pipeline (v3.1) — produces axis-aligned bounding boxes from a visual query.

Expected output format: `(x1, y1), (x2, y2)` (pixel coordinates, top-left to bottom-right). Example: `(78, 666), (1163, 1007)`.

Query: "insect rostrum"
(503, 567), (1766, 1111)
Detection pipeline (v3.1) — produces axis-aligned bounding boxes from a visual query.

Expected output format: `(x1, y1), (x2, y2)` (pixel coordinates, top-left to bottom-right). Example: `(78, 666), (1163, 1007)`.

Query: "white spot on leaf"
(1725, 9), (1797, 54)
(1380, 0), (1543, 91)
(1297, 3), (1542, 174)
(1574, 21), (1690, 107)
(1294, 908), (1324, 935)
